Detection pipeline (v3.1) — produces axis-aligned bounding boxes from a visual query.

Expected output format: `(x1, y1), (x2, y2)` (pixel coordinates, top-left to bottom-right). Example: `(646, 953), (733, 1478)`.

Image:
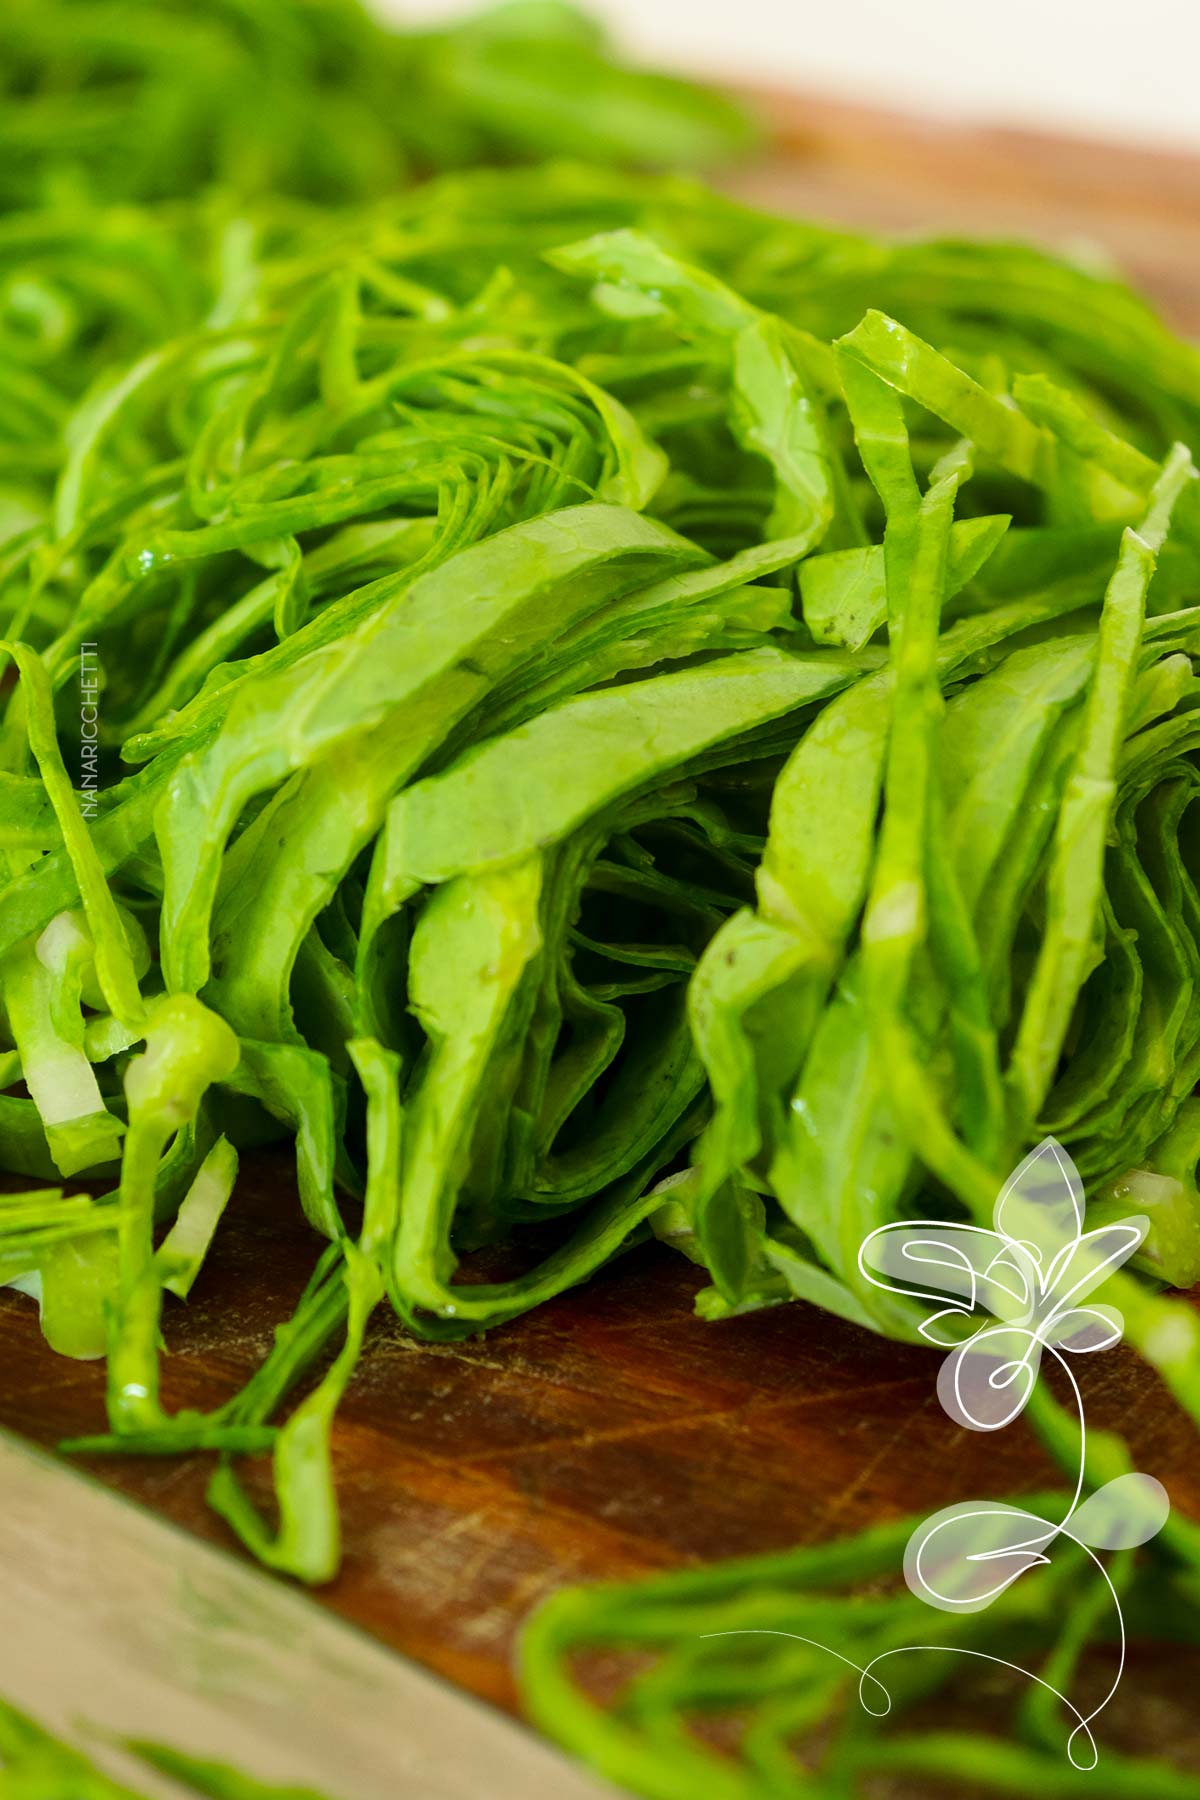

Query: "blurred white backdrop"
(380, 0), (1200, 150)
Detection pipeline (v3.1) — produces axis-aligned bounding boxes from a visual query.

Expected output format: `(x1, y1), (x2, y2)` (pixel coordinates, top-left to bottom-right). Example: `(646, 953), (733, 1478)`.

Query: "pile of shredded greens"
(0, 0), (755, 209)
(4, 3), (1200, 1797)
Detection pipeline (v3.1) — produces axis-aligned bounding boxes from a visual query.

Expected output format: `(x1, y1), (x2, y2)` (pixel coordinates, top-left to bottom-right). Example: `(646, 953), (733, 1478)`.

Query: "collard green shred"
(520, 1497), (1200, 1800)
(3, 5), (1200, 1797)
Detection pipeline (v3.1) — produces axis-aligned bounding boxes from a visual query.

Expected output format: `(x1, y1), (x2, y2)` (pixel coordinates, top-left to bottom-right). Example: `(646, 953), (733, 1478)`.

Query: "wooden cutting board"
(2, 87), (1200, 1766)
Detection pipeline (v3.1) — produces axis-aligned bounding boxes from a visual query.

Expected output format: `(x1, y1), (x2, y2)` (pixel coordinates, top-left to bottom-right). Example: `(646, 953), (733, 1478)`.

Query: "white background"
(381, 0), (1200, 151)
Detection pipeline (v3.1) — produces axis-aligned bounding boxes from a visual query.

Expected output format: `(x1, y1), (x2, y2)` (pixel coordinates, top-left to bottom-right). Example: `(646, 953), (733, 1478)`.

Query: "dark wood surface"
(1, 1154), (1198, 1722)
(2, 90), (1200, 1759)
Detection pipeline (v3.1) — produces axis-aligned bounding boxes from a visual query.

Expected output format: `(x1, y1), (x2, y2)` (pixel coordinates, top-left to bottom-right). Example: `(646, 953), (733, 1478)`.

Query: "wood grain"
(1, 1155), (1198, 1722)
(729, 87), (1200, 333)
(1, 89), (1199, 1767)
